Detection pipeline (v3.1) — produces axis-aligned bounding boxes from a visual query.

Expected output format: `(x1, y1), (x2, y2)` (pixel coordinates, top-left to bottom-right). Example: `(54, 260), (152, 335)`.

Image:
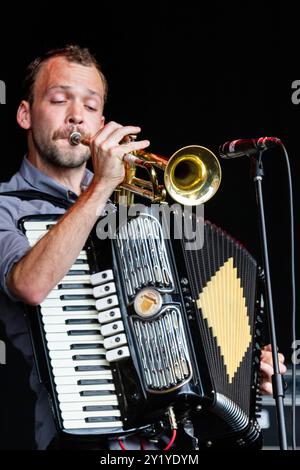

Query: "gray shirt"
(0, 156), (93, 449)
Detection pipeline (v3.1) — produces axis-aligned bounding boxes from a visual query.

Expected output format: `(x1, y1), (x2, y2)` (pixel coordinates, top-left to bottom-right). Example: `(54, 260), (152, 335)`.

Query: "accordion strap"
(0, 190), (73, 209)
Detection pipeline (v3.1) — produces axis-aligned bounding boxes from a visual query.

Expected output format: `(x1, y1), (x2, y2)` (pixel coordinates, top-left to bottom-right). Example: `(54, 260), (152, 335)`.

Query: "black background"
(0, 5), (299, 449)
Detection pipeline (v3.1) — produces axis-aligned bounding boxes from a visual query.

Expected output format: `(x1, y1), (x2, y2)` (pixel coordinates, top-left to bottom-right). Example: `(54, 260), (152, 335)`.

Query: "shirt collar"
(19, 156), (94, 202)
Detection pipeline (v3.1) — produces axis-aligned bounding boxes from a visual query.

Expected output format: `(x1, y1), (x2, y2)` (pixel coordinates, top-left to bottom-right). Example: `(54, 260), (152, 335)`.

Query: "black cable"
(279, 143), (296, 450)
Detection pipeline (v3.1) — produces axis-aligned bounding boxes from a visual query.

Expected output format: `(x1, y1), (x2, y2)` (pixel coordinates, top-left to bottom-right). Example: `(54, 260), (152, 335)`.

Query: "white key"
(56, 383), (115, 394)
(42, 314), (99, 324)
(96, 295), (119, 312)
(63, 420), (123, 430)
(25, 230), (49, 239)
(46, 288), (93, 298)
(104, 334), (127, 350)
(49, 348), (106, 359)
(44, 324), (101, 333)
(106, 346), (130, 362)
(69, 263), (90, 271)
(67, 263), (90, 272)
(98, 308), (121, 324)
(93, 283), (116, 298)
(27, 237), (88, 250)
(28, 238), (39, 247)
(100, 321), (124, 337)
(47, 340), (104, 350)
(41, 298), (96, 308)
(24, 221), (57, 231)
(41, 307), (98, 316)
(61, 409), (121, 420)
(51, 358), (109, 368)
(45, 332), (103, 342)
(61, 274), (91, 282)
(52, 367), (110, 377)
(54, 373), (113, 385)
(53, 278), (89, 290)
(58, 393), (116, 403)
(90, 270), (114, 286)
(59, 399), (119, 411)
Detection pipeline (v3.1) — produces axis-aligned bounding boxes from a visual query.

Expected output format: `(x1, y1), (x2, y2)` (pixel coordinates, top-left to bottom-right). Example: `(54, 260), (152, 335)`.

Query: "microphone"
(219, 137), (282, 159)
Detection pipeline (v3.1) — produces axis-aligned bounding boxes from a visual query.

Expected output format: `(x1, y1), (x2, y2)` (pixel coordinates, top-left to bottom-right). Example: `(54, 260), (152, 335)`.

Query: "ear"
(17, 100), (31, 130)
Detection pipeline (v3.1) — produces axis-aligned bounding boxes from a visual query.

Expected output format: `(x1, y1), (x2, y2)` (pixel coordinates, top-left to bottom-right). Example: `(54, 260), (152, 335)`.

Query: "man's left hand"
(260, 344), (287, 395)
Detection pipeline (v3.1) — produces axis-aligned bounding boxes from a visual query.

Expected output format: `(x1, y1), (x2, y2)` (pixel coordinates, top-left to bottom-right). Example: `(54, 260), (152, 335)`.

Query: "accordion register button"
(93, 282), (116, 298)
(98, 308), (121, 324)
(106, 346), (130, 362)
(90, 270), (114, 286)
(104, 333), (127, 350)
(100, 321), (124, 337)
(96, 295), (119, 311)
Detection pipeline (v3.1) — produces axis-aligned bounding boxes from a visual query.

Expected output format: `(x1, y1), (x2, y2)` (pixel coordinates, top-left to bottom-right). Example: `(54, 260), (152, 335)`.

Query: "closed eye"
(85, 105), (97, 111)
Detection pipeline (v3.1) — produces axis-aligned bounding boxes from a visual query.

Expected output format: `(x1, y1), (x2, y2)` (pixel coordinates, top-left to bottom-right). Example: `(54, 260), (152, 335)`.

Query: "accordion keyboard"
(23, 219), (130, 433)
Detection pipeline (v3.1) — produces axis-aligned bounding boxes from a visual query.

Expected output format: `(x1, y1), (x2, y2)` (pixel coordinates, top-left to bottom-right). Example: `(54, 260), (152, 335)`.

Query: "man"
(0, 45), (286, 449)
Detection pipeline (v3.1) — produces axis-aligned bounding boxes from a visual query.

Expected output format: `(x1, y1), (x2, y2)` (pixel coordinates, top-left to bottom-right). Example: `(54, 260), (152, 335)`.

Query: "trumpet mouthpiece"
(69, 131), (82, 146)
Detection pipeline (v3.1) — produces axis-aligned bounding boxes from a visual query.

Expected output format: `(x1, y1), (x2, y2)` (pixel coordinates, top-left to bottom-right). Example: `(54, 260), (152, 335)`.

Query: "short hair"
(22, 44), (108, 105)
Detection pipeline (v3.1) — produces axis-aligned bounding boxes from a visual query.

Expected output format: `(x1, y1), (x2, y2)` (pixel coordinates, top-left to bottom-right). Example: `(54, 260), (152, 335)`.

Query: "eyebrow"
(48, 85), (101, 98)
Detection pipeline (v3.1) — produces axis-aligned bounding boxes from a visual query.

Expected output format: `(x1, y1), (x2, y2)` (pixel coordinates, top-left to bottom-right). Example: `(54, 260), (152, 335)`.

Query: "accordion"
(20, 207), (263, 449)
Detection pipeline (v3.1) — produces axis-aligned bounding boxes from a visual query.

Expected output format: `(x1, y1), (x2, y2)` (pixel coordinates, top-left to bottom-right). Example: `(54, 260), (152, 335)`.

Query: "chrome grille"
(132, 307), (192, 392)
(116, 214), (174, 297)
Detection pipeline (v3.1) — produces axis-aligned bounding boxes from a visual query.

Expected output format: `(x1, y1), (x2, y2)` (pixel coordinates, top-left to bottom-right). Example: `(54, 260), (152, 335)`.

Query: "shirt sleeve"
(0, 199), (31, 302)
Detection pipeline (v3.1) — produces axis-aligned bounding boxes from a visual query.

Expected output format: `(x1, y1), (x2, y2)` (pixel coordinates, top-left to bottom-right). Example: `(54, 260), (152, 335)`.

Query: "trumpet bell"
(164, 145), (222, 206)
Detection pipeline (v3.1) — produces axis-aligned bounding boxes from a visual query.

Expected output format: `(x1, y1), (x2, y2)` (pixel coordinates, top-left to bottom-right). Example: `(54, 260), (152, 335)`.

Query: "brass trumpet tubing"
(119, 183), (156, 201)
(68, 131), (222, 206)
(131, 177), (153, 190)
(133, 150), (167, 170)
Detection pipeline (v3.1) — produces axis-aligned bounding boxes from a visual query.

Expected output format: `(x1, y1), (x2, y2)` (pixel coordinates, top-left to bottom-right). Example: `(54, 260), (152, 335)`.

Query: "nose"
(66, 101), (84, 126)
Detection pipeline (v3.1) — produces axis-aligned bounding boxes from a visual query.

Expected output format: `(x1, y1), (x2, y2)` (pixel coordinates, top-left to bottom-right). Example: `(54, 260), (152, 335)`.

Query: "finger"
(120, 140), (150, 154)
(91, 121), (123, 144)
(110, 140), (150, 162)
(260, 380), (273, 395)
(260, 360), (274, 379)
(260, 350), (273, 364)
(261, 350), (285, 366)
(278, 352), (285, 364)
(103, 125), (143, 147)
(279, 363), (287, 374)
(263, 343), (272, 352)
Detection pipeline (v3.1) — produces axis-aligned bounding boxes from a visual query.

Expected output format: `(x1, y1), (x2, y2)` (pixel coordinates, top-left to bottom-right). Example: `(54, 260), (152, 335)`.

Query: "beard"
(32, 129), (91, 169)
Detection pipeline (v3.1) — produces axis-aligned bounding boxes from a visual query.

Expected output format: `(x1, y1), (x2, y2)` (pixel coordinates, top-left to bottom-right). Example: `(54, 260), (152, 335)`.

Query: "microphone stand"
(252, 152), (288, 450)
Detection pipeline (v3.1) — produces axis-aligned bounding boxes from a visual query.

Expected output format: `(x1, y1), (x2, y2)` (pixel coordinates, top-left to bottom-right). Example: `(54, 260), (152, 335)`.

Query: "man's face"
(28, 57), (105, 169)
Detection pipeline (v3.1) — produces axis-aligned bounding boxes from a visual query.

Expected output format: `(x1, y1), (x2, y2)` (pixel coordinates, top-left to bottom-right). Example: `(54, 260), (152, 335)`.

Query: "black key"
(75, 365), (110, 372)
(67, 270), (90, 276)
(63, 306), (96, 311)
(61, 294), (94, 300)
(66, 319), (98, 325)
(85, 416), (119, 423)
(59, 283), (91, 289)
(71, 343), (101, 350)
(67, 330), (100, 336)
(80, 390), (114, 396)
(74, 259), (88, 265)
(72, 354), (105, 360)
(83, 405), (118, 411)
(78, 379), (111, 385)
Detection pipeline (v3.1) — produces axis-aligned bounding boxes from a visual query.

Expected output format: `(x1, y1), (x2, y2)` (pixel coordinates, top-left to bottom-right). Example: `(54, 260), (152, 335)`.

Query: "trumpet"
(69, 131), (221, 206)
